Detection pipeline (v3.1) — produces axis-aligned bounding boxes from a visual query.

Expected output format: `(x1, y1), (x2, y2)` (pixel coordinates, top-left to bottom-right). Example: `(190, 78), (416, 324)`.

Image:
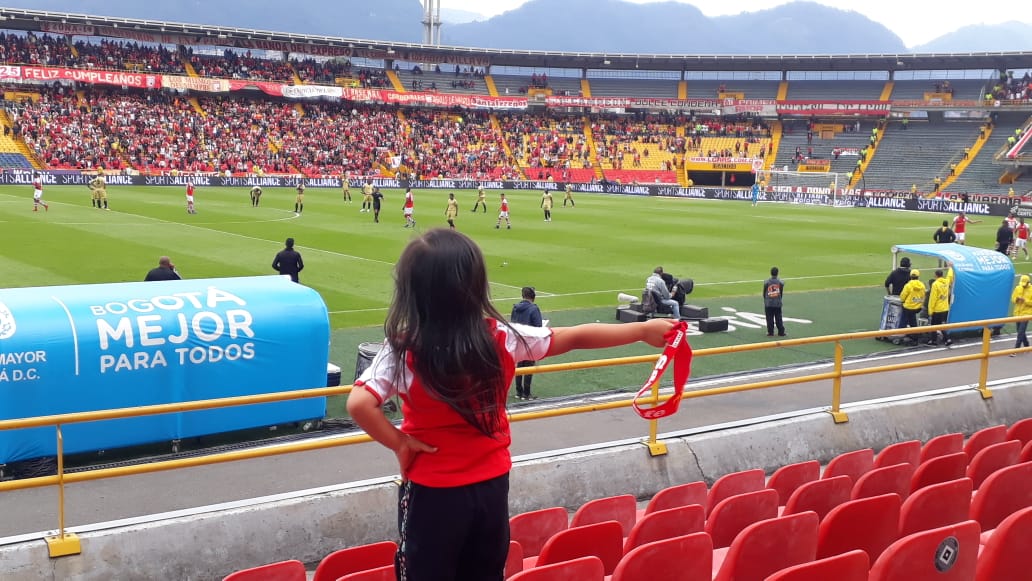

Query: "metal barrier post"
(641, 379), (668, 457)
(829, 341), (849, 423)
(977, 326), (994, 399)
(45, 425), (81, 557)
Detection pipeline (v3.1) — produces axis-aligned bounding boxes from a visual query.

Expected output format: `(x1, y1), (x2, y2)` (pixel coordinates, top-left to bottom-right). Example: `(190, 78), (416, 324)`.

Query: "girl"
(347, 229), (674, 581)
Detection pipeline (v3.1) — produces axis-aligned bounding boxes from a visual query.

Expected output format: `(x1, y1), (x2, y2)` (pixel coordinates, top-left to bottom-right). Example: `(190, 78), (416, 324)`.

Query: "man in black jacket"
(933, 220), (956, 244)
(144, 256), (181, 281)
(272, 237), (304, 283)
(884, 257), (911, 296)
(510, 286), (543, 400)
(996, 220), (1015, 255)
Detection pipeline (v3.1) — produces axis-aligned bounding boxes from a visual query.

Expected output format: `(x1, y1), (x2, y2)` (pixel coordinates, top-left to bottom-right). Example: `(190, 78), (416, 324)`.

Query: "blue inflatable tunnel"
(891, 243), (1015, 329)
(0, 276), (329, 464)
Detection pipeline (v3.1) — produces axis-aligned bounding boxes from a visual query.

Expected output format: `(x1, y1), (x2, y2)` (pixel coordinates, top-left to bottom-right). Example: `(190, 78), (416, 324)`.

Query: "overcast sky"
(443, 0), (1027, 47)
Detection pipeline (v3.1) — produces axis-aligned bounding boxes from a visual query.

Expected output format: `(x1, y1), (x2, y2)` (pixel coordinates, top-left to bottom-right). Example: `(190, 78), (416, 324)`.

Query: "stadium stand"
(773, 119), (873, 176)
(588, 78), (678, 98)
(785, 80), (885, 100)
(946, 112), (1031, 195)
(686, 80), (780, 99)
(393, 65), (487, 95)
(859, 120), (984, 192)
(891, 79), (986, 101)
(72, 39), (187, 74)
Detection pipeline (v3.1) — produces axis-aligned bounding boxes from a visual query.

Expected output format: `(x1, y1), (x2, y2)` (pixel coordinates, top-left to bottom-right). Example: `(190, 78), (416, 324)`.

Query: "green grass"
(2, 184), (1021, 416)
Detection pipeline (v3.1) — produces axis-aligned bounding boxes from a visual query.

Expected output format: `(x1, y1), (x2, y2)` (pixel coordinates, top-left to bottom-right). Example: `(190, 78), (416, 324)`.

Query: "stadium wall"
(1, 380), (1030, 580)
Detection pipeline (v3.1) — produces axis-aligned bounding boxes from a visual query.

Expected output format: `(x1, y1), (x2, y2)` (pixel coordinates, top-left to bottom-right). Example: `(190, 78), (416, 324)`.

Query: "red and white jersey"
(1017, 223), (1030, 241)
(404, 191), (414, 209)
(1007, 216), (1018, 230)
(186, 184), (195, 198)
(953, 215), (971, 234)
(32, 178), (42, 192)
(354, 320), (552, 487)
(500, 198), (509, 212)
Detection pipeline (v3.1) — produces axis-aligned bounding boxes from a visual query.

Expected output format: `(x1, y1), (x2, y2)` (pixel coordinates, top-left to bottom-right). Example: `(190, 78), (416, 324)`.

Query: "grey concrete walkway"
(1, 337), (1028, 539)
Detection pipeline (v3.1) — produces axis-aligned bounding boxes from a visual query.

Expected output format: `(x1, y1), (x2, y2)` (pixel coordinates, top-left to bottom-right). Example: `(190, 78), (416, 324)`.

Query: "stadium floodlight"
(603, 59), (611, 66)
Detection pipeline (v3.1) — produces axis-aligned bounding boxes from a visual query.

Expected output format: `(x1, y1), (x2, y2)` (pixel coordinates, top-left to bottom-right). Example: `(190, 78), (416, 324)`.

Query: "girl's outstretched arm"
(546, 318), (677, 357)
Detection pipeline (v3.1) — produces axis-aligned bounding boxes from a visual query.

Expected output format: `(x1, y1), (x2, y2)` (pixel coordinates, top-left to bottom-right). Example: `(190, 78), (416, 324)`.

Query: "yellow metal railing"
(2, 315), (1029, 557)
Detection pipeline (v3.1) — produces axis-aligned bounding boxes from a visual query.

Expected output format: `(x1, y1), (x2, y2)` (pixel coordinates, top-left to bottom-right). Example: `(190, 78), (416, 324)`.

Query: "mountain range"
(3, 0), (1030, 54)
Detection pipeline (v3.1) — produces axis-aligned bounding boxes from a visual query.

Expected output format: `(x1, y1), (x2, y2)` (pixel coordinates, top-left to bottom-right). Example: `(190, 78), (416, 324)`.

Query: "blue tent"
(891, 243), (1015, 328)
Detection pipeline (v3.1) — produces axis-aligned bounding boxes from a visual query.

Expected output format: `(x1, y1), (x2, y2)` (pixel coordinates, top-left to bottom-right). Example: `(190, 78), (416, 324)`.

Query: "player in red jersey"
(952, 211), (980, 245)
(494, 194), (511, 229)
(31, 173), (48, 212)
(403, 187), (416, 228)
(185, 182), (196, 214)
(1015, 217), (1030, 260)
(1006, 212), (1018, 231)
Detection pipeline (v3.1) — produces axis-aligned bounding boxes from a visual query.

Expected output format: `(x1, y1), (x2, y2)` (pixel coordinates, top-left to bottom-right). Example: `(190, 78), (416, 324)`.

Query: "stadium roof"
(1, 7), (1030, 73)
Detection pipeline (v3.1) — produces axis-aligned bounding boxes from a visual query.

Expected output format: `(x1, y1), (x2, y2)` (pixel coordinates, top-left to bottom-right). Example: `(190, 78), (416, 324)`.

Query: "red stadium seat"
(823, 448), (874, 482)
(312, 541), (396, 581)
(623, 504), (704, 553)
(509, 555), (604, 581)
(570, 494), (636, 537)
(898, 477), (973, 537)
(764, 550), (869, 581)
(783, 475), (852, 521)
(1005, 417), (1032, 446)
(911, 452), (968, 492)
(970, 461), (1032, 531)
(509, 507), (568, 558)
(712, 511), (819, 581)
(965, 440), (1021, 489)
(920, 432), (963, 463)
(963, 424), (1007, 458)
(533, 521), (623, 575)
(817, 493), (901, 561)
(637, 481), (707, 519)
(874, 440), (921, 469)
(1022, 440), (1032, 463)
(766, 460), (820, 505)
(505, 541), (523, 579)
(868, 521), (979, 581)
(223, 560), (307, 581)
(706, 468), (765, 516)
(975, 506), (1032, 581)
(335, 564), (394, 581)
(851, 463), (914, 501)
(611, 533), (712, 581)
(705, 488), (779, 549)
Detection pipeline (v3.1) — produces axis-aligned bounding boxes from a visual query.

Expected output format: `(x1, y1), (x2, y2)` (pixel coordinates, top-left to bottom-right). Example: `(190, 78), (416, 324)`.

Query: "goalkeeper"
(88, 175), (109, 210)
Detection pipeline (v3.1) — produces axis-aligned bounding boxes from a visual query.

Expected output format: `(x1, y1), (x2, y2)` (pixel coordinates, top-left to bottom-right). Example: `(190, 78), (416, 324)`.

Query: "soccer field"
(0, 183), (1013, 399)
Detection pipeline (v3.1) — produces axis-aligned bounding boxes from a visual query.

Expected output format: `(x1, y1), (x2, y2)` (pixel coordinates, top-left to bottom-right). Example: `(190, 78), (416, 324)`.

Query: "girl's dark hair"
(385, 229), (513, 437)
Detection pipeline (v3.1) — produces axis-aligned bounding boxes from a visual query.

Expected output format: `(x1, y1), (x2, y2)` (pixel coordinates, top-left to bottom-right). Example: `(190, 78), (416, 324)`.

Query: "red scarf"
(632, 321), (693, 419)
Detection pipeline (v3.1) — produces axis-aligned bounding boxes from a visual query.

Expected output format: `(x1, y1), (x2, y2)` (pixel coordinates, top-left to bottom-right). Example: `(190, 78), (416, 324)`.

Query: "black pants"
(1016, 321), (1029, 349)
(764, 306), (785, 336)
(929, 311), (949, 344)
(901, 308), (921, 342)
(396, 474), (509, 581)
(515, 360), (534, 398)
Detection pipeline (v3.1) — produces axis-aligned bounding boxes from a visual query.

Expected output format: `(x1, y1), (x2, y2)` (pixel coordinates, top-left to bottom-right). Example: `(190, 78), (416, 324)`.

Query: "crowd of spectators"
(73, 40), (186, 74)
(499, 113), (591, 172)
(988, 70), (1032, 102)
(290, 57), (353, 85)
(189, 50), (295, 82)
(0, 31), (75, 67)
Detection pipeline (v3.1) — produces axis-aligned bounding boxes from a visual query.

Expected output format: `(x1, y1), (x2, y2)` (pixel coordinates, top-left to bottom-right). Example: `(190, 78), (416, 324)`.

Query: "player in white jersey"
(32, 173), (48, 212)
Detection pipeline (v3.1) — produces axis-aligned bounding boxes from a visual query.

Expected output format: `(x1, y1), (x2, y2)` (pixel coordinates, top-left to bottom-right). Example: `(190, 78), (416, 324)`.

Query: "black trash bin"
(354, 341), (384, 382)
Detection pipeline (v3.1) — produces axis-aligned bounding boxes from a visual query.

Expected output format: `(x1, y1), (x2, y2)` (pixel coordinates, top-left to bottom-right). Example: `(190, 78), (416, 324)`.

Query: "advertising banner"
(0, 276), (329, 463)
(776, 100), (891, 116)
(0, 65), (23, 80)
(163, 75), (231, 93)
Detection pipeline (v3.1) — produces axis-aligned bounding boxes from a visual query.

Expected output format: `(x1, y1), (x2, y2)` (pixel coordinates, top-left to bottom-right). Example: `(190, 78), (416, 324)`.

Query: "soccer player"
(563, 183), (575, 207)
(371, 187), (384, 223)
(32, 172), (48, 212)
(751, 182), (760, 206)
(952, 211), (980, 245)
(294, 183), (305, 214)
(342, 173), (352, 203)
(89, 174), (109, 210)
(403, 187), (416, 228)
(185, 182), (196, 214)
(495, 193), (511, 229)
(250, 186), (262, 207)
(540, 189), (553, 222)
(361, 181), (374, 212)
(445, 192), (459, 229)
(1015, 217), (1030, 260)
(472, 185), (487, 212)
(1006, 211), (1018, 231)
